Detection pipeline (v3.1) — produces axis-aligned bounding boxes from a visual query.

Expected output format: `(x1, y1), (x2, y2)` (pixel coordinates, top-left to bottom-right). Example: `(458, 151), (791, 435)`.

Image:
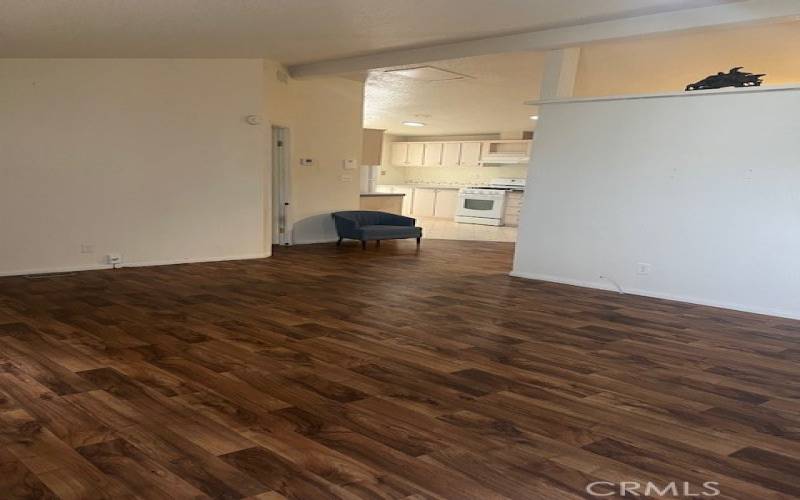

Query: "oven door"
(457, 193), (505, 219)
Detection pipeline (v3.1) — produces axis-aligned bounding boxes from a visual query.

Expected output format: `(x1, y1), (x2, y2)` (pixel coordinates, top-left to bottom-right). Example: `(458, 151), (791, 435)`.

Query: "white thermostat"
(342, 159), (357, 170)
(245, 115), (262, 125)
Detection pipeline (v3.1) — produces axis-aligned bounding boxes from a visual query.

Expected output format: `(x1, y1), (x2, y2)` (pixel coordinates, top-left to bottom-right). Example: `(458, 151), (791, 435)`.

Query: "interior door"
(459, 142), (482, 167)
(441, 143), (461, 167)
(422, 143), (443, 167)
(406, 143), (425, 166)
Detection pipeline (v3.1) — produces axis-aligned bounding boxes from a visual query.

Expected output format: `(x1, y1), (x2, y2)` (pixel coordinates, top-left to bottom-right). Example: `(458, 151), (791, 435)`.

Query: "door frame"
(271, 126), (292, 245)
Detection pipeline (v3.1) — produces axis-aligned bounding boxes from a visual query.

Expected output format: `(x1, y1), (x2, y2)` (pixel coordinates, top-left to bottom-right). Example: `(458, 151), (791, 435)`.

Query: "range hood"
(479, 152), (530, 164)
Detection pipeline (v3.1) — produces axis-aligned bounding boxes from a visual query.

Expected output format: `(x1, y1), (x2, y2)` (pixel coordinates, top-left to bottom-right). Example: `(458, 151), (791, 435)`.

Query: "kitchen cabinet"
(407, 142), (425, 166)
(433, 189), (458, 218)
(412, 188), (437, 217)
(394, 186), (414, 216)
(459, 142), (482, 167)
(503, 191), (524, 226)
(441, 143), (461, 167)
(390, 143), (408, 165)
(376, 184), (414, 215)
(422, 143), (443, 167)
(362, 129), (384, 166)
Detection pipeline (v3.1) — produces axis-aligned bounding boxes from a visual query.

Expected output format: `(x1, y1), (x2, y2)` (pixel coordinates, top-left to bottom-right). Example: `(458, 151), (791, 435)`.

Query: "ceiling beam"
(288, 0), (800, 78)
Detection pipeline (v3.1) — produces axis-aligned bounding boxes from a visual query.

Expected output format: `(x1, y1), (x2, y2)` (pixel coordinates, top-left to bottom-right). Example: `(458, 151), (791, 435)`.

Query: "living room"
(2, 2), (800, 499)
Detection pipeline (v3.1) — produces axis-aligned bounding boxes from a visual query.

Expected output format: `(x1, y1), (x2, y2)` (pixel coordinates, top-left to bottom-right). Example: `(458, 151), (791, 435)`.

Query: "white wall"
(513, 87), (800, 319)
(0, 59), (267, 275)
(263, 61), (363, 244)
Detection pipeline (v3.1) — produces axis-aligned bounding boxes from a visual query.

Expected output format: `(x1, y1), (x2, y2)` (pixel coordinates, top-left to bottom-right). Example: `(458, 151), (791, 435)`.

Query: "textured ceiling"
(364, 52), (546, 136)
(0, 0), (736, 62)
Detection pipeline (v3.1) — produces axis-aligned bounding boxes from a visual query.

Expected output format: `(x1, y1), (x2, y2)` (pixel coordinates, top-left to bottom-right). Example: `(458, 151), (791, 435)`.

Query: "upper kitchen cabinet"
(362, 129), (384, 166)
(422, 143), (443, 167)
(459, 142), (482, 167)
(391, 142), (408, 165)
(441, 142), (462, 167)
(407, 142), (425, 166)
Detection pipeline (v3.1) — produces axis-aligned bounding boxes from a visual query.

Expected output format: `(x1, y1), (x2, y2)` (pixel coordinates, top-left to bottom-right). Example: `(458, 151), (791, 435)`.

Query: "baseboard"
(292, 238), (338, 245)
(509, 270), (800, 321)
(0, 252), (271, 278)
(0, 263), (114, 277)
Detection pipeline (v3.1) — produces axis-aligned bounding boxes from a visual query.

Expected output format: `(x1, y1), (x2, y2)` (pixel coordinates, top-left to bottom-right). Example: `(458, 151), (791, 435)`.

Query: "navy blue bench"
(332, 211), (422, 249)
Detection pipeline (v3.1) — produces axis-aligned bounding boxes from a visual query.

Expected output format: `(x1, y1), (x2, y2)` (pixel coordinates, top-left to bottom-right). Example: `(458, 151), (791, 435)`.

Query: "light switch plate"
(300, 158), (314, 167)
(342, 159), (357, 170)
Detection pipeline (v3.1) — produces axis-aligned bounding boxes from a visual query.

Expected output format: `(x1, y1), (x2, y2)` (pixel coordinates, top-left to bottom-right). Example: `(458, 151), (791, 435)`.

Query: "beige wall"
(575, 21), (800, 97)
(264, 61), (364, 244)
(0, 59), (267, 276)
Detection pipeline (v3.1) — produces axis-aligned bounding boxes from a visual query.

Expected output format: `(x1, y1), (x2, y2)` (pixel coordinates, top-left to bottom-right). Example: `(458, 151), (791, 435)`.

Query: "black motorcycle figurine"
(685, 67), (765, 91)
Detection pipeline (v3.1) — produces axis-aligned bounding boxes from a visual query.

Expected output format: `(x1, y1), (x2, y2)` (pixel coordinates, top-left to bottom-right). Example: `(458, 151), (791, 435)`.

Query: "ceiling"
(364, 53), (546, 136)
(0, 0), (736, 62)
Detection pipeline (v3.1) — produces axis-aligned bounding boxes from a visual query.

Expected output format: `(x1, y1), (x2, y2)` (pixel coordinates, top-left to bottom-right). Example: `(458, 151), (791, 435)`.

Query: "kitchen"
(360, 129), (530, 242)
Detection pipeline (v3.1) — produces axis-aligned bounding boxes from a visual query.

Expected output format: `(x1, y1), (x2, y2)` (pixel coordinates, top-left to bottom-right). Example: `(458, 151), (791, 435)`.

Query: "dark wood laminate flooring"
(1, 239), (799, 499)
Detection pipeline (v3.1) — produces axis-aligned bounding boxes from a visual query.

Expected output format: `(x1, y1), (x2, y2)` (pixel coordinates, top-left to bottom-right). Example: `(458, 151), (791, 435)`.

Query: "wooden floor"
(1, 240), (799, 499)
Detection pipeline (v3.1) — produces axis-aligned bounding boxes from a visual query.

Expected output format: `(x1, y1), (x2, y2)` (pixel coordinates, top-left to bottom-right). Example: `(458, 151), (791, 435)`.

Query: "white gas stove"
(455, 178), (526, 226)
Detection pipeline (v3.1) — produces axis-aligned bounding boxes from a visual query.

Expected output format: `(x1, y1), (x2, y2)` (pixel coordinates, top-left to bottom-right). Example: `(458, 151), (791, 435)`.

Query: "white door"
(422, 143), (443, 167)
(412, 188), (436, 217)
(434, 189), (458, 219)
(441, 143), (461, 167)
(407, 143), (425, 166)
(459, 142), (482, 166)
(391, 143), (408, 166)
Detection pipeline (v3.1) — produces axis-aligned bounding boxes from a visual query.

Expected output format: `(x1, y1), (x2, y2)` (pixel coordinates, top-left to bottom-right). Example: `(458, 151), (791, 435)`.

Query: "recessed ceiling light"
(529, 115), (539, 120)
(402, 121), (426, 127)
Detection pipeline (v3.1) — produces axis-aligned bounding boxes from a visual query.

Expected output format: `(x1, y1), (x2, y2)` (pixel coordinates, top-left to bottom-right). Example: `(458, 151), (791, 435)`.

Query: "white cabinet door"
(412, 188), (436, 217)
(441, 143), (461, 167)
(394, 186), (414, 216)
(459, 142), (482, 166)
(422, 143), (443, 167)
(406, 143), (425, 166)
(391, 143), (408, 166)
(434, 189), (458, 219)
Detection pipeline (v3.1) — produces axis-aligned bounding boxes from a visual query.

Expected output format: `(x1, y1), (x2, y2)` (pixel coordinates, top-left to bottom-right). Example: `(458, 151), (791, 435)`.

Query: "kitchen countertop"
(359, 193), (406, 197)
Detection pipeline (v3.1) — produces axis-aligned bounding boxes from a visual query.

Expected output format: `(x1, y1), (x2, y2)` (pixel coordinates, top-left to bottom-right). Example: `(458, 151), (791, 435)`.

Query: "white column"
(539, 47), (581, 99)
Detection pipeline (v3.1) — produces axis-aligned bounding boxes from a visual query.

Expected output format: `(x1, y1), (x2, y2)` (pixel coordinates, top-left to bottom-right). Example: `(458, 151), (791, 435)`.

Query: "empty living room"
(3, 1), (800, 499)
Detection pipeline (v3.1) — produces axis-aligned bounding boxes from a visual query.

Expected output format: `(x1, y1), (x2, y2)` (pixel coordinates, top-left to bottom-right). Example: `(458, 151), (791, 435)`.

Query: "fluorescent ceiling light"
(529, 115), (539, 120)
(384, 66), (470, 81)
(402, 121), (426, 127)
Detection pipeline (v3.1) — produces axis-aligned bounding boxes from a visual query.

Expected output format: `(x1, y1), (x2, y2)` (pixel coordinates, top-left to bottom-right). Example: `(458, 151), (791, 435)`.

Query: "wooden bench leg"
(362, 240), (367, 250)
(376, 240), (381, 248)
(336, 237), (343, 247)
(416, 237), (421, 246)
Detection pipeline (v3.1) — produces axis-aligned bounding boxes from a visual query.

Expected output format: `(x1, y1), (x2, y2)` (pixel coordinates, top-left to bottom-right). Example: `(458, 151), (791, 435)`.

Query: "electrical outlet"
(80, 244), (94, 254)
(637, 263), (652, 275)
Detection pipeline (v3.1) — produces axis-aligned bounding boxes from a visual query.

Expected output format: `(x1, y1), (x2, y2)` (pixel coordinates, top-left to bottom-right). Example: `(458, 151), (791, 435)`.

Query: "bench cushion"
(360, 225), (422, 240)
